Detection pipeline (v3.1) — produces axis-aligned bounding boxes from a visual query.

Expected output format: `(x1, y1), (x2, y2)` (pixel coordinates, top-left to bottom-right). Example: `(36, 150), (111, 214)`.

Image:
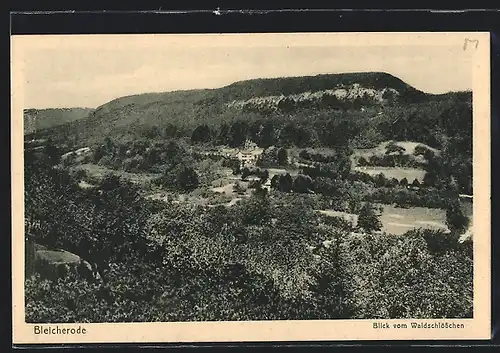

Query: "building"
(234, 140), (264, 167)
(236, 150), (261, 166)
(74, 147), (91, 156)
(61, 147), (92, 163)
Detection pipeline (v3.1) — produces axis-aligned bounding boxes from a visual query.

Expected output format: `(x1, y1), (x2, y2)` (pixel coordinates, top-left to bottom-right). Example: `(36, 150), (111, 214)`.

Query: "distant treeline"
(184, 97), (471, 152)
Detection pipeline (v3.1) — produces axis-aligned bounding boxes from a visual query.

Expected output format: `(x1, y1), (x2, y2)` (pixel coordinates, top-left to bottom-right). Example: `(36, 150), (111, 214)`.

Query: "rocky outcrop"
(33, 248), (101, 282)
(226, 84), (400, 112)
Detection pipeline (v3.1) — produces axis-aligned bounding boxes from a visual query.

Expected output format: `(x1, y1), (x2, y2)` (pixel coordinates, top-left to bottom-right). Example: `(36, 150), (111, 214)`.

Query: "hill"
(24, 108), (94, 135)
(26, 72), (472, 151)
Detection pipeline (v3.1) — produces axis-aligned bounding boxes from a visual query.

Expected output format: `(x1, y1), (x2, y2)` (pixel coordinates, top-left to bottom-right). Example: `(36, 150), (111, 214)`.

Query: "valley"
(24, 72), (473, 323)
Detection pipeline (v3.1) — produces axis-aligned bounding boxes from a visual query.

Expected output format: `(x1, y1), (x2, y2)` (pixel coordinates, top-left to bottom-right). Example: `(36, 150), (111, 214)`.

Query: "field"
(353, 140), (440, 159)
(319, 204), (449, 235)
(379, 204), (448, 235)
(73, 163), (160, 186)
(353, 166), (426, 182)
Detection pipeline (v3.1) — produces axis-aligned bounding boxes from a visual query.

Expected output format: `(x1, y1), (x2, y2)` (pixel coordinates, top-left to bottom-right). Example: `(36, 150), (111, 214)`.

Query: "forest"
(25, 134), (472, 322)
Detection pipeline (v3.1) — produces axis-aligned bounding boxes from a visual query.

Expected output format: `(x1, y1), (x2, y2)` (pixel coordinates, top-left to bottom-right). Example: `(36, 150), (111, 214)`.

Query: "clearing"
(353, 166), (426, 182)
(353, 140), (440, 159)
(73, 163), (161, 186)
(318, 204), (450, 236)
(380, 204), (448, 235)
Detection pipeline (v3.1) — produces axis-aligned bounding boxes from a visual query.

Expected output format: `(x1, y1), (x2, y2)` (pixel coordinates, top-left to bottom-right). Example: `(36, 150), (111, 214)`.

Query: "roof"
(238, 148), (264, 155)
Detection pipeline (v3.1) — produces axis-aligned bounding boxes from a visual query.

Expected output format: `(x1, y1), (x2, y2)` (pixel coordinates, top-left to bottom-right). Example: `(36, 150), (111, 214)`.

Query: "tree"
(277, 148), (288, 166)
(248, 120), (262, 143)
(399, 178), (408, 187)
(259, 169), (269, 183)
(382, 89), (397, 104)
(278, 173), (293, 193)
(357, 203), (382, 233)
(24, 156), (75, 249)
(233, 181), (246, 195)
(229, 121), (248, 147)
(312, 177), (336, 196)
(335, 152), (353, 179)
(191, 124), (212, 144)
(414, 144), (433, 159)
(292, 174), (313, 194)
(164, 123), (178, 138)
(248, 179), (262, 189)
(241, 167), (251, 181)
(270, 175), (280, 190)
(254, 183), (268, 197)
(411, 178), (421, 188)
(143, 147), (160, 168)
(100, 173), (122, 191)
(258, 121), (276, 148)
(146, 125), (161, 138)
(104, 137), (115, 154)
(92, 145), (106, 164)
(256, 147), (280, 168)
(385, 141), (406, 155)
(358, 156), (368, 166)
(311, 229), (356, 319)
(237, 189), (271, 226)
(423, 171), (437, 188)
(374, 173), (387, 188)
(446, 201), (469, 234)
(387, 178), (399, 188)
(216, 123), (230, 145)
(177, 166), (199, 191)
(223, 157), (241, 175)
(43, 138), (61, 166)
(277, 97), (295, 113)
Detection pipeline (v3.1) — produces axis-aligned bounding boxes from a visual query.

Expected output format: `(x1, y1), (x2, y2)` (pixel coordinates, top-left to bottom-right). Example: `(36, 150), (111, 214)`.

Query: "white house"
(234, 140), (264, 167)
(236, 150), (263, 166)
(61, 147), (92, 162)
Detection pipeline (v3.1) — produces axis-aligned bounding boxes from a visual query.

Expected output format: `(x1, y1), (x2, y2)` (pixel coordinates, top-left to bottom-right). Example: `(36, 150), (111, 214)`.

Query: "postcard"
(11, 32), (491, 344)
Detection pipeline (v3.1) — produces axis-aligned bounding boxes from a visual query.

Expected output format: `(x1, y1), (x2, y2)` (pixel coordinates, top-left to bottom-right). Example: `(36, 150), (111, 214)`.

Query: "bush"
(358, 156), (368, 166)
(292, 174), (313, 193)
(233, 181), (246, 194)
(248, 180), (262, 189)
(342, 229), (473, 319)
(385, 141), (406, 155)
(177, 166), (199, 191)
(446, 202), (470, 234)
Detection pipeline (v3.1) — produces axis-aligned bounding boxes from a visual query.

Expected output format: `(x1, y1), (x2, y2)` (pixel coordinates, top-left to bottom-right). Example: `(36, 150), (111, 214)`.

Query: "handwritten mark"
(463, 38), (479, 51)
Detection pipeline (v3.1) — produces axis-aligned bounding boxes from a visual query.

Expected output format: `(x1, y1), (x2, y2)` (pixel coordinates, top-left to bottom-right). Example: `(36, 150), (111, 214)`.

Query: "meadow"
(353, 166), (427, 182)
(73, 163), (160, 186)
(319, 205), (448, 235)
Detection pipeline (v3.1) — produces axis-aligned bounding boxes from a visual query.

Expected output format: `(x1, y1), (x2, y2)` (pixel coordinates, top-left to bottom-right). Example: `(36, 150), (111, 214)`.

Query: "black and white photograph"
(12, 32), (491, 343)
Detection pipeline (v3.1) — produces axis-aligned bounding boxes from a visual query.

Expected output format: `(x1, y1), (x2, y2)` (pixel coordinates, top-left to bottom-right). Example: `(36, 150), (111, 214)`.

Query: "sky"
(14, 33), (475, 109)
